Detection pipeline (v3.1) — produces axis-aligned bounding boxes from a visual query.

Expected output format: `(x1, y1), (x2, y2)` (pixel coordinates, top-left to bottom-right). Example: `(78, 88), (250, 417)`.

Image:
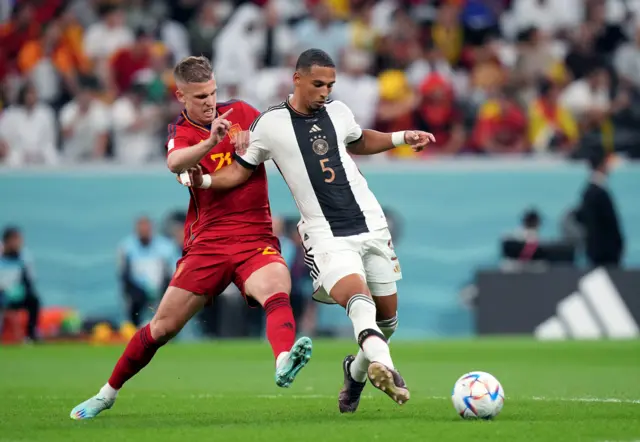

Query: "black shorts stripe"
(287, 105), (368, 237)
(250, 102), (286, 132)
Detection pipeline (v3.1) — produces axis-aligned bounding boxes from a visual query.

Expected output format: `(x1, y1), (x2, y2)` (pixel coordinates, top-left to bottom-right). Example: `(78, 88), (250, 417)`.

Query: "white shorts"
(301, 228), (402, 304)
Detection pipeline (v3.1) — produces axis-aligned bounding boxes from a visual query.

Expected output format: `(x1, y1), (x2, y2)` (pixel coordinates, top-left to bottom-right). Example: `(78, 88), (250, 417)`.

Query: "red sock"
(108, 324), (164, 389)
(264, 293), (296, 360)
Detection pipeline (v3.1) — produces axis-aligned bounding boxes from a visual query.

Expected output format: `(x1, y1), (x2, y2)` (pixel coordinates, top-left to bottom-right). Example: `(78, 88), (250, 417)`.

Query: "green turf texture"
(1, 339), (639, 442)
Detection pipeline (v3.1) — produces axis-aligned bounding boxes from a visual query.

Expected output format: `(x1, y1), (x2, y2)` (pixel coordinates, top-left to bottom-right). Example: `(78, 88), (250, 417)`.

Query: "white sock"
(276, 351), (289, 367)
(99, 383), (118, 400)
(346, 295), (394, 370)
(350, 314), (398, 382)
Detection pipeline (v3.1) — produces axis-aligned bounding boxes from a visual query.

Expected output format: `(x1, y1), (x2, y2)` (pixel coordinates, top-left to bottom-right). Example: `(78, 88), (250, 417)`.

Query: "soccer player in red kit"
(70, 56), (312, 420)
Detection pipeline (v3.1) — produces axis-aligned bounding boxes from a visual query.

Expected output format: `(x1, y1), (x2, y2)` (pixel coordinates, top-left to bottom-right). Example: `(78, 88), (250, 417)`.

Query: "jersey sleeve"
(166, 124), (192, 155)
(341, 102), (363, 144)
(233, 116), (272, 170)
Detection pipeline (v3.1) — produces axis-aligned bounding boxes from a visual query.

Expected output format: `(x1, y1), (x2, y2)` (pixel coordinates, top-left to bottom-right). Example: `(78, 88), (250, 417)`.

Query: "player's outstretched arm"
(177, 161), (253, 191)
(347, 129), (435, 156)
(167, 109), (233, 173)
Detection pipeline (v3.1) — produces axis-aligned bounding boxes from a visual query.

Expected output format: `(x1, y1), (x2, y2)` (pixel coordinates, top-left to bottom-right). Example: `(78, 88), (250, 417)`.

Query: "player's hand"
(176, 165), (204, 188)
(208, 109), (234, 146)
(231, 130), (250, 155)
(404, 131), (436, 152)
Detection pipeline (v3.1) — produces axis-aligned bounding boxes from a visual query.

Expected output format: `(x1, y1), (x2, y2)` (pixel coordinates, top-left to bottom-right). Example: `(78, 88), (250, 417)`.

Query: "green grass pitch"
(1, 339), (639, 442)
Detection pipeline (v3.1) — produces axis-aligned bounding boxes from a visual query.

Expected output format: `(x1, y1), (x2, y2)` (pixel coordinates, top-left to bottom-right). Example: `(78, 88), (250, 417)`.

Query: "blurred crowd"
(2, 0), (640, 166)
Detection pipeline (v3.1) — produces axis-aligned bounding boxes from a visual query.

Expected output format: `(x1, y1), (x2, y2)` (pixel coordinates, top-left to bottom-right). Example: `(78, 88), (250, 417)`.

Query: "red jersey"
(166, 100), (273, 247)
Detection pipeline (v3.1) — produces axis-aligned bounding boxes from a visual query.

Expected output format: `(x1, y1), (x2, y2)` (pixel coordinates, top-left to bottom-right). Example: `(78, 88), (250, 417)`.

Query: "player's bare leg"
(245, 262), (312, 388)
(331, 275), (408, 408)
(70, 287), (206, 420)
(340, 291), (398, 413)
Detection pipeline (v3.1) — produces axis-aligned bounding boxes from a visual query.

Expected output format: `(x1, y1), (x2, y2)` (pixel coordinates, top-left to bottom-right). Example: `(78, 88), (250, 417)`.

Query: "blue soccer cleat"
(275, 336), (313, 388)
(70, 395), (115, 420)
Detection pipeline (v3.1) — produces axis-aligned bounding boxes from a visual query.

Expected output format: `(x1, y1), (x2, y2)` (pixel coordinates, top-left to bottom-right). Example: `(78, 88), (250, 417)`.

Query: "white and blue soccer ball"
(452, 371), (505, 419)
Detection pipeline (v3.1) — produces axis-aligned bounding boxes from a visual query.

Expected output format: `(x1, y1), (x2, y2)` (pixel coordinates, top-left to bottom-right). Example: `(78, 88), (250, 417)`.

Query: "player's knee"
(329, 274), (370, 307)
(246, 263), (291, 305)
(149, 316), (183, 342)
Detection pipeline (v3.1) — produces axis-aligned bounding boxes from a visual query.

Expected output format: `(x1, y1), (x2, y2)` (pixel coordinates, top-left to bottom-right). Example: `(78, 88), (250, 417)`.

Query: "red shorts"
(170, 235), (286, 306)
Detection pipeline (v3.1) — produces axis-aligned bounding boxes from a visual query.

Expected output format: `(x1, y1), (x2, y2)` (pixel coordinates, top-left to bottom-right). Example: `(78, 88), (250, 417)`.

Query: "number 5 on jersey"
(320, 158), (335, 183)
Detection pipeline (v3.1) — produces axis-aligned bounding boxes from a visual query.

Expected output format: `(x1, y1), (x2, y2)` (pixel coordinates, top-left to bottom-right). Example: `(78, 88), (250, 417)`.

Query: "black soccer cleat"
(338, 355), (367, 413)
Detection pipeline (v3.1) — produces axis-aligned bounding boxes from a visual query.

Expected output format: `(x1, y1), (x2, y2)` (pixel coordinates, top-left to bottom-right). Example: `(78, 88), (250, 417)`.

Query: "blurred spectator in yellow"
(374, 69), (417, 157)
(0, 82), (58, 166)
(432, 1), (464, 67)
(17, 19), (78, 106)
(528, 77), (579, 154)
(471, 86), (528, 154)
(59, 75), (111, 161)
(59, 7), (92, 75)
(349, 0), (378, 52)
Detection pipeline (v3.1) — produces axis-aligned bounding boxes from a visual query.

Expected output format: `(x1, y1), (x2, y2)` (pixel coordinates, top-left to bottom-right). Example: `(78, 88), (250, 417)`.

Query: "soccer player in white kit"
(179, 48), (435, 412)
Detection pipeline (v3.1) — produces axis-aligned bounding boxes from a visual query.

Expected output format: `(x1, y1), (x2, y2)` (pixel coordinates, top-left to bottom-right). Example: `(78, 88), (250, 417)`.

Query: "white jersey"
(235, 98), (388, 240)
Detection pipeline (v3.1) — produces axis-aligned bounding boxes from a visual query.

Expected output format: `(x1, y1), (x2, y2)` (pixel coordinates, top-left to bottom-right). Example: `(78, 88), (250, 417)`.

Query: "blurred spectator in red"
(471, 86), (528, 154)
(528, 77), (579, 153)
(59, 75), (111, 161)
(0, 2), (40, 80)
(0, 82), (58, 165)
(109, 29), (153, 95)
(412, 73), (466, 155)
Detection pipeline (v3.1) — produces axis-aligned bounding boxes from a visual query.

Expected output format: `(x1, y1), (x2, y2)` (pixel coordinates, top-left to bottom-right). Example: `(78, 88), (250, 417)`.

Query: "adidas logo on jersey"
(309, 124), (322, 133)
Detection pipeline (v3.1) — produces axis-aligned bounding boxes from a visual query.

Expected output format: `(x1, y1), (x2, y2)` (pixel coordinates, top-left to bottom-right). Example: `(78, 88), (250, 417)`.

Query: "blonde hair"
(173, 56), (213, 84)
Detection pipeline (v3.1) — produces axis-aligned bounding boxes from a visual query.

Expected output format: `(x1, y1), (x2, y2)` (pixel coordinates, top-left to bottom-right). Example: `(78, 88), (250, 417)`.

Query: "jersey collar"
(285, 96), (325, 118)
(182, 110), (214, 132)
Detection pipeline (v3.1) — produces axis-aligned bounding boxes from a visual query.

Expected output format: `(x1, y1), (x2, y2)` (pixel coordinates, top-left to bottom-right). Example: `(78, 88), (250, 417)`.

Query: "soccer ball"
(452, 371), (505, 419)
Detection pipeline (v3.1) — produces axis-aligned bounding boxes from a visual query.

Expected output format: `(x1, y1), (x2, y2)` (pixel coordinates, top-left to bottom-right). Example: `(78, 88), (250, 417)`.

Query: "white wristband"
(199, 174), (212, 189)
(391, 131), (406, 146)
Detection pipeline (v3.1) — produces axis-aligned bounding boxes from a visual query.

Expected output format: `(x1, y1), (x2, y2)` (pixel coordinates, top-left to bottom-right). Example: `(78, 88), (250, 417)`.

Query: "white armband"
(391, 131), (406, 146)
(199, 174), (212, 189)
